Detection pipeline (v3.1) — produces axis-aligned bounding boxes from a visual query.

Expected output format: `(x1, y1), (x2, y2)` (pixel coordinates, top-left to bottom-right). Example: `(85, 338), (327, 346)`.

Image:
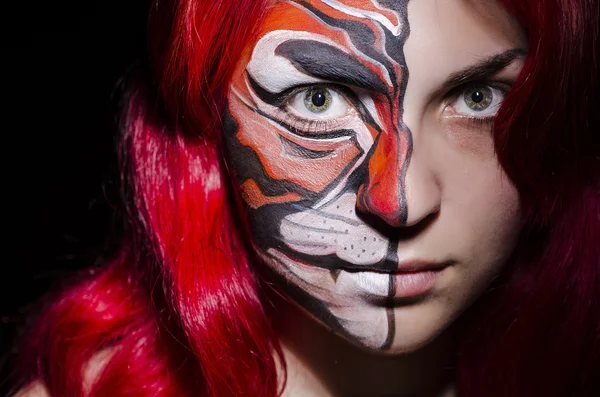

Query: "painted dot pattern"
(280, 193), (388, 265)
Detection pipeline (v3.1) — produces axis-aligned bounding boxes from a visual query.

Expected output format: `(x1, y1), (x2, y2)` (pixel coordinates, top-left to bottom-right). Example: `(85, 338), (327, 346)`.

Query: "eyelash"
(278, 83), (353, 132)
(287, 117), (341, 133)
(461, 115), (496, 130)
(278, 80), (512, 132)
(443, 81), (511, 129)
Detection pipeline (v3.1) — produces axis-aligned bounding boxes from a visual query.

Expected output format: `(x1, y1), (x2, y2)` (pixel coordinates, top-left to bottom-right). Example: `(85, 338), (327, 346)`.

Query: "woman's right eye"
(286, 86), (350, 120)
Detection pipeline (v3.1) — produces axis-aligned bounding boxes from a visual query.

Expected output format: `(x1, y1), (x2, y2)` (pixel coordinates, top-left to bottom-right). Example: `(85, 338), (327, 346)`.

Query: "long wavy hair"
(15, 0), (599, 396)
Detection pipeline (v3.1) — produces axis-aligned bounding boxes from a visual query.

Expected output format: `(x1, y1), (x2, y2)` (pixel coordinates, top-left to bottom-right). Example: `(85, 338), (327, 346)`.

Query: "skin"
(224, 0), (526, 394)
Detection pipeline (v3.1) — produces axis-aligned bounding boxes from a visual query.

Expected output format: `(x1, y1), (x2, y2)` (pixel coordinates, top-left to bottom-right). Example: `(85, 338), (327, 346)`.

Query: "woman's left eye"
(286, 86), (349, 119)
(450, 85), (506, 118)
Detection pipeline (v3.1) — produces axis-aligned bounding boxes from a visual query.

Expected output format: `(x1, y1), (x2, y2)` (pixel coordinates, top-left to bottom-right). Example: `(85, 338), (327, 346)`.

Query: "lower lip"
(393, 270), (441, 298)
(350, 269), (443, 298)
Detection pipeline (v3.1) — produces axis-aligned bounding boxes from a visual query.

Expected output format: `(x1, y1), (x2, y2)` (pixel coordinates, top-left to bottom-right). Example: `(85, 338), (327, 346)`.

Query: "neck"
(272, 297), (459, 397)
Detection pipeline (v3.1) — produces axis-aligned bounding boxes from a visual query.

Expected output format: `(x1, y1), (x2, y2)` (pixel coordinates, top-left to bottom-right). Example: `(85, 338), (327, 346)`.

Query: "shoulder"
(11, 348), (116, 397)
(12, 382), (50, 397)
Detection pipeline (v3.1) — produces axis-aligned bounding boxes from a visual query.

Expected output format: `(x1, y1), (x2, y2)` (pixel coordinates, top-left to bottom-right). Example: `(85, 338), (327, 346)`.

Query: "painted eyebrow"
(437, 48), (527, 93)
(274, 39), (389, 94)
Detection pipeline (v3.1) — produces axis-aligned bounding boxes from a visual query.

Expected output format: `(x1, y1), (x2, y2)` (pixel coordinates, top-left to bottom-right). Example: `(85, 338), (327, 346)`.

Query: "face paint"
(224, 0), (525, 352)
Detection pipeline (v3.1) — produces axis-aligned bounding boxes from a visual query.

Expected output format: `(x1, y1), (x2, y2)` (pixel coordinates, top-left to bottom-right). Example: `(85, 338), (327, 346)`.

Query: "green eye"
(463, 86), (493, 111)
(304, 88), (332, 113)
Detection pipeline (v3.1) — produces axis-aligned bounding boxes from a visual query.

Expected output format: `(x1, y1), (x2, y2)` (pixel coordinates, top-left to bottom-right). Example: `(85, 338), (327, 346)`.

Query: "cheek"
(444, 121), (497, 160)
(443, 158), (521, 284)
(461, 163), (521, 253)
(430, 121), (521, 282)
(472, 176), (521, 280)
(437, 120), (521, 234)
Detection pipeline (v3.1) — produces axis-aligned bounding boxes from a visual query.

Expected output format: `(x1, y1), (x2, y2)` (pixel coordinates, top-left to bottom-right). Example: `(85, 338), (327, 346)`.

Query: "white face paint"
(279, 193), (388, 264)
(224, 0), (526, 352)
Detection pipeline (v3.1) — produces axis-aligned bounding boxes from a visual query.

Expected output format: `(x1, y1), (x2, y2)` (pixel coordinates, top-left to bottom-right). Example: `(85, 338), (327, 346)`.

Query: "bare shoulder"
(12, 381), (50, 397)
(11, 348), (116, 397)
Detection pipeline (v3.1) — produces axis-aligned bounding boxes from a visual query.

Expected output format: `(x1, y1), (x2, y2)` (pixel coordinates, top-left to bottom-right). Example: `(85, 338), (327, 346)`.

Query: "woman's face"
(224, 0), (525, 353)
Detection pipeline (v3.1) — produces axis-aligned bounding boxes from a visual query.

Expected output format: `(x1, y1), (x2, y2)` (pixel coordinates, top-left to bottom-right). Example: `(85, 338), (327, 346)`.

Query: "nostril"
(398, 210), (439, 238)
(355, 205), (439, 240)
(356, 183), (408, 227)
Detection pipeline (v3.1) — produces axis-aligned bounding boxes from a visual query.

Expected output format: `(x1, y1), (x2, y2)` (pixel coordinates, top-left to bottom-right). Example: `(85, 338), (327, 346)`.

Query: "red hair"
(459, 0), (600, 395)
(15, 0), (599, 396)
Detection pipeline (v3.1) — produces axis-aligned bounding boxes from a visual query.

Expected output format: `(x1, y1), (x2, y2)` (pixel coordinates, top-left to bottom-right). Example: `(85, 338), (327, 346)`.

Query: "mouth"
(342, 259), (452, 274)
(343, 264), (450, 300)
(265, 248), (452, 299)
(275, 245), (452, 273)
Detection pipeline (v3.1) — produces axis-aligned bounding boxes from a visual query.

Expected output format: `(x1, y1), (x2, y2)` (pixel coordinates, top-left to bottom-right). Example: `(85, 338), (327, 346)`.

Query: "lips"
(394, 259), (452, 273)
(391, 269), (443, 298)
(342, 260), (452, 298)
(266, 248), (452, 300)
(271, 246), (452, 274)
(338, 258), (452, 274)
(346, 267), (447, 299)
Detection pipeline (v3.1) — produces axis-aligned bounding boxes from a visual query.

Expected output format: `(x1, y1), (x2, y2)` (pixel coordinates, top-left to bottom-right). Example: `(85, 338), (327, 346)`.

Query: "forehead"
(250, 0), (526, 90)
(259, 0), (524, 47)
(263, 0), (405, 31)
(405, 0), (526, 58)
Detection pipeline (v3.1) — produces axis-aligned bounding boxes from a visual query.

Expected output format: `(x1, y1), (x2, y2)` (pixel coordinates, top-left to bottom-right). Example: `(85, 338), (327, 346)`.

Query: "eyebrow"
(274, 39), (389, 94)
(440, 48), (527, 90)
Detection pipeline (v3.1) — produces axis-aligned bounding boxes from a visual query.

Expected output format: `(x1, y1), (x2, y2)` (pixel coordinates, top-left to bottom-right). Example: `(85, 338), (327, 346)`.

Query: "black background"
(2, 0), (148, 393)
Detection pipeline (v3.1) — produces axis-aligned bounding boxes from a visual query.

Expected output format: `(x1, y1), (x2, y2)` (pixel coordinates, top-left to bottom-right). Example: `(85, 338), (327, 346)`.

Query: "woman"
(14, 0), (599, 396)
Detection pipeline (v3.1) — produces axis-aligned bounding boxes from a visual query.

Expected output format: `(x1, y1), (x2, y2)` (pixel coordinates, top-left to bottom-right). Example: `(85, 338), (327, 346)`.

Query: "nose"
(356, 129), (441, 228)
(402, 150), (441, 227)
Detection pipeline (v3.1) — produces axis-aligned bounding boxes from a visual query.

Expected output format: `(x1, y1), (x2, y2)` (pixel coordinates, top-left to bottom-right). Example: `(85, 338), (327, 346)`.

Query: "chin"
(339, 299), (461, 355)
(383, 328), (449, 355)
